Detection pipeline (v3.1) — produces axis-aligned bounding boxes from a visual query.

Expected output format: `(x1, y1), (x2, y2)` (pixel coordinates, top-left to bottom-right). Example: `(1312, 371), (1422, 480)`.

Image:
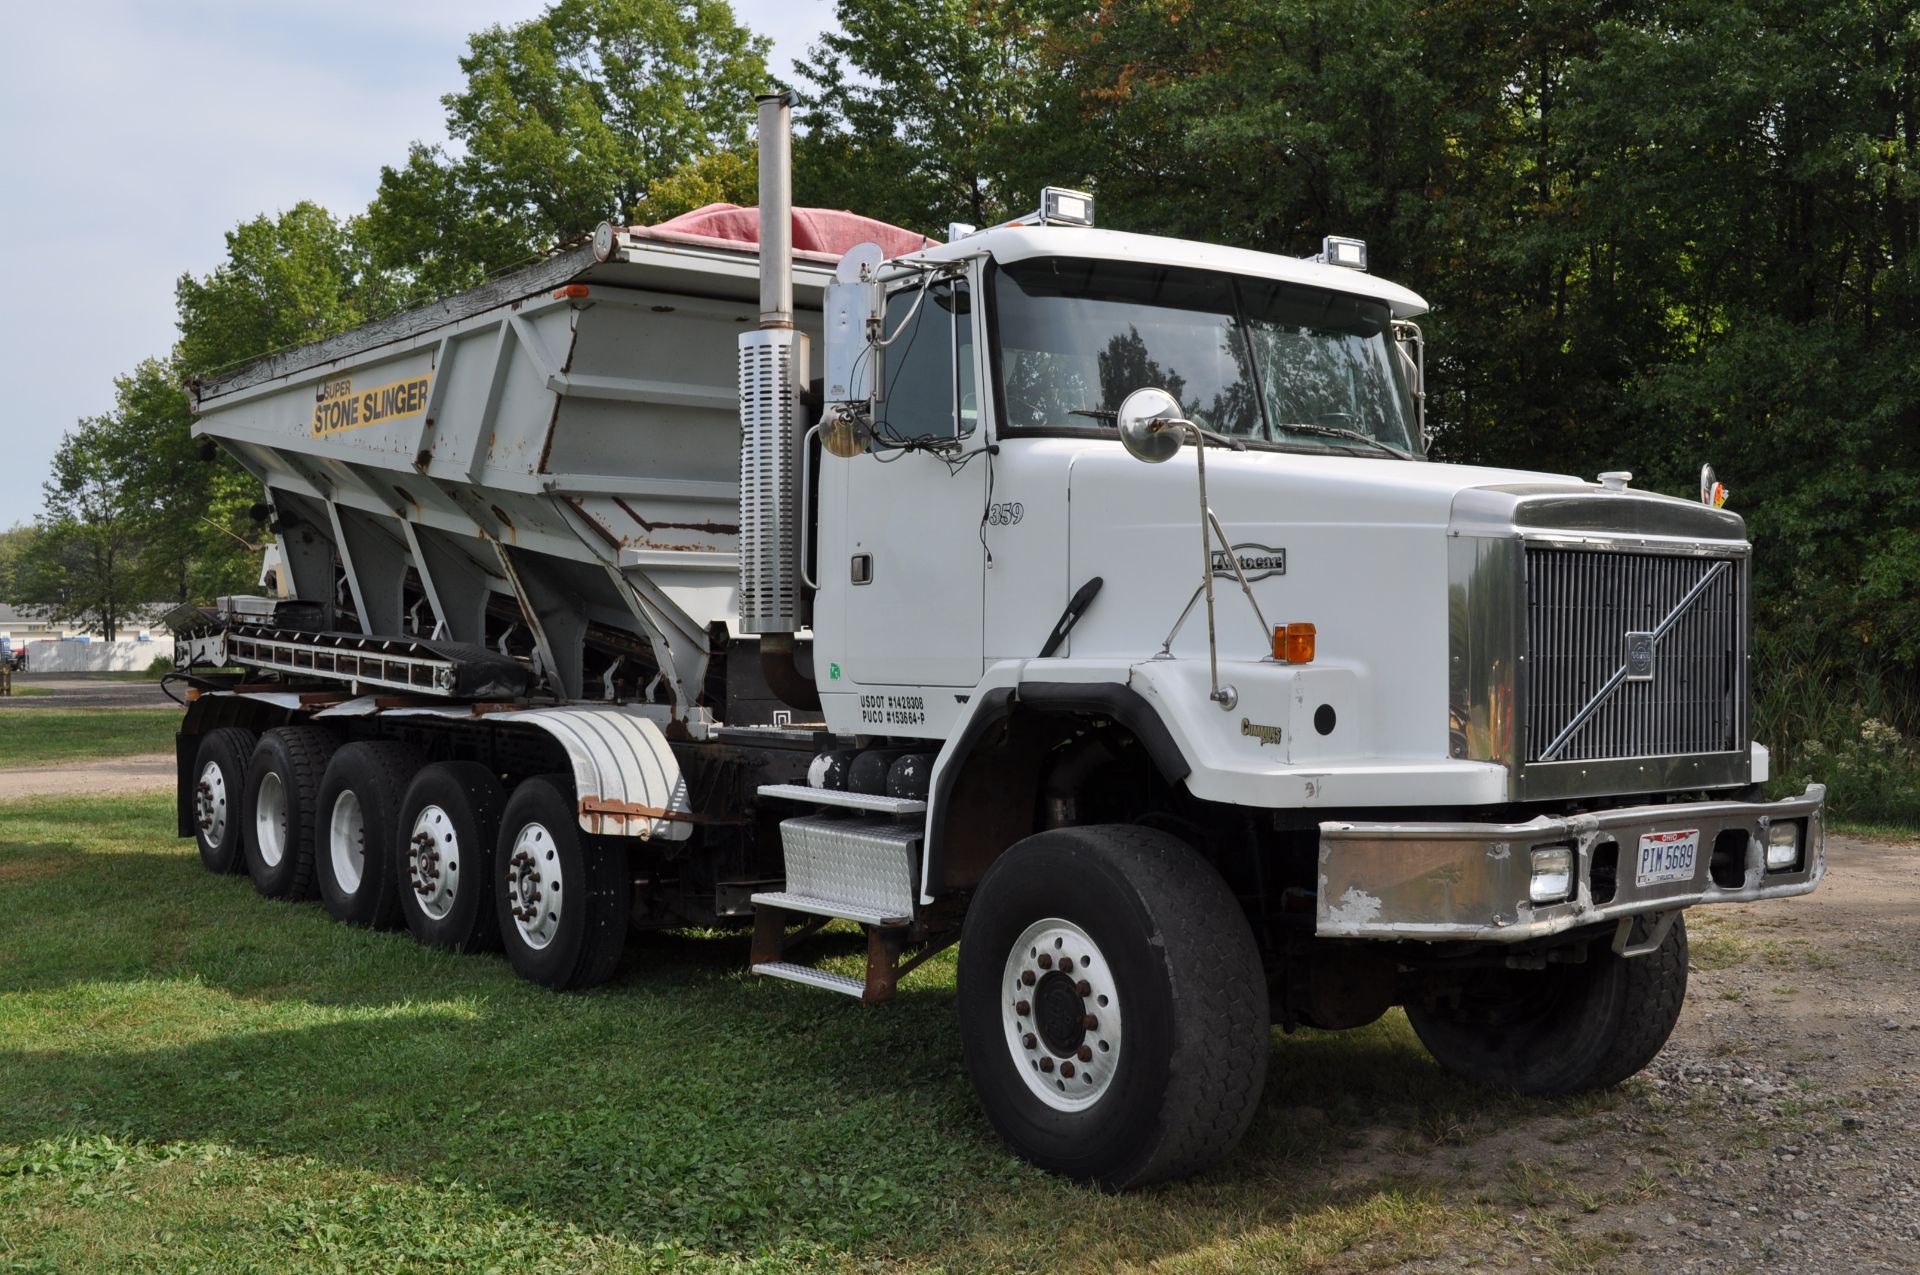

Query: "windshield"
(991, 257), (1420, 456)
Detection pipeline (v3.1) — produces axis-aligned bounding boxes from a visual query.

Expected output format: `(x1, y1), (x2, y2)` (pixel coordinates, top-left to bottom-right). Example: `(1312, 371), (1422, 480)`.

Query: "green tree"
(105, 360), (261, 606)
(795, 0), (1039, 234)
(15, 422), (144, 639)
(635, 146), (760, 222)
(0, 524), (36, 604)
(175, 202), (389, 378)
(364, 0), (769, 290)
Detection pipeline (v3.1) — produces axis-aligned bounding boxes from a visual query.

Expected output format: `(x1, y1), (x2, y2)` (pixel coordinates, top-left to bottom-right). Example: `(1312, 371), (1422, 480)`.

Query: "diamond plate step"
(751, 961), (864, 997)
(757, 783), (926, 815)
(750, 890), (910, 927)
(778, 815), (920, 920)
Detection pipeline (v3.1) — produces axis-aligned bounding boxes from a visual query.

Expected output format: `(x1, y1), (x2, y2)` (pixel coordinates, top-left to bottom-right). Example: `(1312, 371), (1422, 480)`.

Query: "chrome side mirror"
(1116, 387), (1185, 463)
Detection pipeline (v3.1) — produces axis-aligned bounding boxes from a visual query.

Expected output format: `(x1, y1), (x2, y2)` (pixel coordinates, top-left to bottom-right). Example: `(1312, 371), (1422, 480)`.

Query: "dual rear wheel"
(192, 726), (627, 990)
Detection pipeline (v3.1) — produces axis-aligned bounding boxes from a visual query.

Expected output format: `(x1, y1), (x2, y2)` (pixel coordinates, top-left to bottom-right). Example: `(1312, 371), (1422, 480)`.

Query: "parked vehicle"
(172, 94), (1824, 1187)
(1, 638), (26, 673)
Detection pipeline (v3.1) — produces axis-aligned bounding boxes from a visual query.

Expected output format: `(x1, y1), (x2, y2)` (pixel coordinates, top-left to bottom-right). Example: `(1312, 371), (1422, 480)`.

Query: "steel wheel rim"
(407, 804), (461, 920)
(504, 821), (564, 950)
(1001, 917), (1123, 1111)
(254, 771), (287, 868)
(328, 788), (366, 894)
(196, 759), (229, 848)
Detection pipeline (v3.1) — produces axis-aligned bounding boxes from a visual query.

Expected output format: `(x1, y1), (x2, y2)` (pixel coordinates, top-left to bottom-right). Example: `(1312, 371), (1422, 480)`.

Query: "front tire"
(314, 741), (422, 928)
(394, 761), (505, 953)
(957, 825), (1270, 1189)
(494, 776), (630, 990)
(191, 727), (256, 874)
(241, 726), (339, 900)
(1406, 913), (1689, 1095)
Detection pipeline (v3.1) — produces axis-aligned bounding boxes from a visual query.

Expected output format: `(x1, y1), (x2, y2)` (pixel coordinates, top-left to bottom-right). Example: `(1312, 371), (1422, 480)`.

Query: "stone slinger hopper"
(173, 94), (1825, 1188)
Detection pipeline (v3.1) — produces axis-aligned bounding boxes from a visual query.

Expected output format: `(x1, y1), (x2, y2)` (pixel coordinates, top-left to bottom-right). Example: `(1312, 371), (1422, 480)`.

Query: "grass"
(0, 708), (181, 768)
(0, 793), (1606, 1273)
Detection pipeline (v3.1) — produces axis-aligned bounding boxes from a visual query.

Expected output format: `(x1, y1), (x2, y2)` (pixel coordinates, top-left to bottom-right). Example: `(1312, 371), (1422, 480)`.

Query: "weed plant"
(1752, 627), (1920, 826)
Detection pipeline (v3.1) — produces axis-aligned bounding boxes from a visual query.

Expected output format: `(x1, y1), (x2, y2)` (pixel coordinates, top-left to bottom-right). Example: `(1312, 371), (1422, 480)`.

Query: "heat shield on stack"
(737, 328), (808, 635)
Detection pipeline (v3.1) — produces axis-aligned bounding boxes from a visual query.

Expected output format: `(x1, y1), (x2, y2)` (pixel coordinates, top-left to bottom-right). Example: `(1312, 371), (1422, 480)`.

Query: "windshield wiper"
(1273, 422), (1414, 460)
(1068, 407), (1247, 451)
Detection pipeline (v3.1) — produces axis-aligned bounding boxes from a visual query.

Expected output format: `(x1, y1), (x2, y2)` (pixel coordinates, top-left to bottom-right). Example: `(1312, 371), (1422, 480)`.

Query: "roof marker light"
(1039, 188), (1095, 227)
(1316, 236), (1368, 271)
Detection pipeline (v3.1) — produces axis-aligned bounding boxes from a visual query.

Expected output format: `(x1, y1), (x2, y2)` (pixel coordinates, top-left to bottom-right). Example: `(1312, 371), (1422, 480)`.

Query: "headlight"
(1529, 844), (1575, 903)
(1766, 821), (1802, 871)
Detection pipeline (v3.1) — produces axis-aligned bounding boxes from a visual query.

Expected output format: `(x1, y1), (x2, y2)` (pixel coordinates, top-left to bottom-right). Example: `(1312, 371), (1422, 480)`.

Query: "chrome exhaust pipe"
(738, 91), (818, 709)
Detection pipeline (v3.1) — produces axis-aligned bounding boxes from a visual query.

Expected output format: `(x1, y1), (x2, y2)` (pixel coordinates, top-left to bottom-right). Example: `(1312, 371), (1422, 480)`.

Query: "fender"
(508, 707), (694, 840)
(919, 676), (1192, 901)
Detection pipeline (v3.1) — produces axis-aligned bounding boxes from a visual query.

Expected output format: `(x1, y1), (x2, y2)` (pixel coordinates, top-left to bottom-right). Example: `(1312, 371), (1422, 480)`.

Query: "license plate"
(1635, 829), (1700, 887)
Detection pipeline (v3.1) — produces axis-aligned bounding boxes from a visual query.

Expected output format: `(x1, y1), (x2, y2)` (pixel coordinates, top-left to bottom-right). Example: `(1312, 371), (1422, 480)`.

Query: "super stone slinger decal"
(312, 374), (433, 437)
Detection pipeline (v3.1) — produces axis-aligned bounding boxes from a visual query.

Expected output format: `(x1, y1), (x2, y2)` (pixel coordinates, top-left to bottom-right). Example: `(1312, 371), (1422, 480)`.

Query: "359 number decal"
(985, 501), (1024, 526)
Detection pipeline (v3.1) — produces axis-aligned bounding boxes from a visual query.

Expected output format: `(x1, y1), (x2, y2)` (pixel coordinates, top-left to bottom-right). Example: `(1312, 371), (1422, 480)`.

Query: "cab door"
(835, 274), (987, 689)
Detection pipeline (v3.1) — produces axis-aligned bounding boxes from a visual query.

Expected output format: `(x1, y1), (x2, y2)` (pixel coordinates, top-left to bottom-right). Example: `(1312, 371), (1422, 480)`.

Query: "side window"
(876, 278), (974, 443)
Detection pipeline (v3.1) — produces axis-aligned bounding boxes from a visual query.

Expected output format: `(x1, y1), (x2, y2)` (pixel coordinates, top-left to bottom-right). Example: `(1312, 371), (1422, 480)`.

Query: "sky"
(0, 0), (839, 526)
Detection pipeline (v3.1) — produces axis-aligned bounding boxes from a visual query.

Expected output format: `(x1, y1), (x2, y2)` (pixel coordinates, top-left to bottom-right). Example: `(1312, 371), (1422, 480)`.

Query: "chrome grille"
(1524, 548), (1746, 763)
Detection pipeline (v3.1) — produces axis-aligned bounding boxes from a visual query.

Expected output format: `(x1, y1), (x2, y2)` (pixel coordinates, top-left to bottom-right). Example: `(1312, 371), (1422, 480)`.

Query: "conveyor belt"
(218, 625), (532, 698)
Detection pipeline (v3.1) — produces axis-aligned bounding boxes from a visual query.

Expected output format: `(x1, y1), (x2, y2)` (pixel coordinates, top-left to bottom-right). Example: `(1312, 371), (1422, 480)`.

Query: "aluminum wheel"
(328, 788), (367, 895)
(406, 803), (463, 920)
(254, 770), (288, 868)
(1001, 917), (1123, 1110)
(503, 820), (564, 950)
(195, 759), (230, 848)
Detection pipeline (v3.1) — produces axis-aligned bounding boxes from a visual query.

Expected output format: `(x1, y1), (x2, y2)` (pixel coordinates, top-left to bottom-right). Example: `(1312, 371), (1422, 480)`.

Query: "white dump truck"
(173, 93), (1825, 1187)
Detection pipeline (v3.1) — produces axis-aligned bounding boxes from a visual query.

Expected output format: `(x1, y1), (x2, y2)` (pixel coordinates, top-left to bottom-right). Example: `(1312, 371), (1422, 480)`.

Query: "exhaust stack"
(737, 92), (818, 708)
(757, 93), (794, 329)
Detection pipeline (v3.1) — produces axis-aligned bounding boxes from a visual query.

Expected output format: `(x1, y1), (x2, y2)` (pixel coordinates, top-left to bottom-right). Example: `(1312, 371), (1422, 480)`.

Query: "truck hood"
(1056, 443), (1743, 769)
(1067, 446), (1743, 545)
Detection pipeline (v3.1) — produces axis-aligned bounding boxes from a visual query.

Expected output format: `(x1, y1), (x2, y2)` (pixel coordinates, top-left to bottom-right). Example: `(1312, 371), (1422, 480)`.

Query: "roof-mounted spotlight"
(1316, 236), (1368, 271)
(1038, 187), (1095, 227)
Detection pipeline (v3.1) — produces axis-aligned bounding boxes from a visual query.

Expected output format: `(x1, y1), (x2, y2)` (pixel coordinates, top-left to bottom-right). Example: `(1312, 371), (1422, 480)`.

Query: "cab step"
(750, 962), (865, 998)
(756, 783), (925, 816)
(777, 814), (920, 920)
(749, 890), (910, 927)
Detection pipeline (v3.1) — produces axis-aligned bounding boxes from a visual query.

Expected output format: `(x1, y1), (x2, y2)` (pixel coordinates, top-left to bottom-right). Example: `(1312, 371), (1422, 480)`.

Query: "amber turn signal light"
(1271, 622), (1316, 664)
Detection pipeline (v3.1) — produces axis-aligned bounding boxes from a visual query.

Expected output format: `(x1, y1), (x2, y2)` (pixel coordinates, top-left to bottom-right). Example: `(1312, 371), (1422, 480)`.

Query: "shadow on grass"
(0, 808), (1581, 1270)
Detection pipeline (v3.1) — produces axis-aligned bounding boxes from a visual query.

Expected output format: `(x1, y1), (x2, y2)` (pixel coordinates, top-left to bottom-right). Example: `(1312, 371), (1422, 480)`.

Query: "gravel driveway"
(0, 753), (176, 800)
(2, 676), (175, 711)
(1336, 832), (1918, 1273)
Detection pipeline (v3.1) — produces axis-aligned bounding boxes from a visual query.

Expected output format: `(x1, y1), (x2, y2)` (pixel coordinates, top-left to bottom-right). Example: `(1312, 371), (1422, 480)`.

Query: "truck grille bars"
(1524, 548), (1746, 764)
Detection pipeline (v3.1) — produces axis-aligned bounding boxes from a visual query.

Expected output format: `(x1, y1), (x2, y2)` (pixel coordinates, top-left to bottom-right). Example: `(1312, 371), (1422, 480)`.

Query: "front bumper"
(1316, 783), (1825, 942)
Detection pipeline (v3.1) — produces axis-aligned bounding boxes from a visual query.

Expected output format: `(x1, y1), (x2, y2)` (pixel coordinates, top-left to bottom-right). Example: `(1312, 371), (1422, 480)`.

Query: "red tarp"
(631, 203), (935, 261)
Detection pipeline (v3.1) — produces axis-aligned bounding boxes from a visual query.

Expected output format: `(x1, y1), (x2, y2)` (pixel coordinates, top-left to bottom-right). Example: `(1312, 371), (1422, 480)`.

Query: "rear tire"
(314, 741), (423, 929)
(395, 761), (505, 953)
(957, 824), (1270, 1189)
(495, 776), (630, 990)
(1406, 913), (1689, 1095)
(241, 726), (340, 900)
(191, 727), (256, 874)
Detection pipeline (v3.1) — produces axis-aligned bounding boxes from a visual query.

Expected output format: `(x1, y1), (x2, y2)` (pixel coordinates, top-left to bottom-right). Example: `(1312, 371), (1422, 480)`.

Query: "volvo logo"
(1624, 631), (1656, 681)
(1211, 544), (1286, 581)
